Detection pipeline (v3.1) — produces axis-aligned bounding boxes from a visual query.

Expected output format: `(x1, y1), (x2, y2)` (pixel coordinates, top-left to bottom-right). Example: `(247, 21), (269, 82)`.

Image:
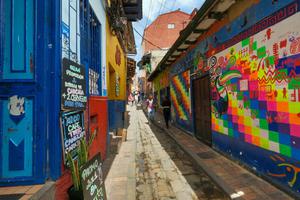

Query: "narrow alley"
(1, 0), (300, 199)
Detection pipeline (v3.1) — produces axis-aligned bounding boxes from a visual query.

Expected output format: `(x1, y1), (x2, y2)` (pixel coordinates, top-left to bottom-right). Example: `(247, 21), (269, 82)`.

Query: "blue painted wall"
(108, 100), (125, 132)
(213, 132), (300, 196)
(0, 0), (62, 185)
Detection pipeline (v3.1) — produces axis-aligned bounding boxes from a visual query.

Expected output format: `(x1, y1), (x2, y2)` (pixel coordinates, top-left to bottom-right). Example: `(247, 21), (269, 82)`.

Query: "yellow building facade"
(106, 19), (127, 101)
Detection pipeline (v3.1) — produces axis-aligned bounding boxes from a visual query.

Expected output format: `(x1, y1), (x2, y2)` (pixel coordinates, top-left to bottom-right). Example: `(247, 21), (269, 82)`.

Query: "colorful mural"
(205, 3), (300, 192)
(153, 68), (170, 92)
(210, 9), (300, 157)
(153, 68), (170, 105)
(159, 0), (300, 195)
(170, 70), (192, 130)
(269, 155), (300, 188)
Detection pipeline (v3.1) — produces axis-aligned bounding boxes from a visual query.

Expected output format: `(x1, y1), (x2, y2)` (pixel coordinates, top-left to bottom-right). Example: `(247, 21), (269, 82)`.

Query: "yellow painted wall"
(153, 67), (170, 91)
(106, 19), (127, 100)
(153, 67), (170, 104)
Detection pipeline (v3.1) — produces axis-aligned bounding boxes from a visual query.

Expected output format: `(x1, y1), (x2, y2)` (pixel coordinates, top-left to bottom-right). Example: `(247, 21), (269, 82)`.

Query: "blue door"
(0, 0), (46, 185)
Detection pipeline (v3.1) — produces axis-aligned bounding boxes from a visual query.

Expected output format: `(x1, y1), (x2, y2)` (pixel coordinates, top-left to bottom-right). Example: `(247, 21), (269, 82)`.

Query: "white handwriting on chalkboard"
(70, 65), (81, 73)
(67, 88), (84, 95)
(87, 171), (98, 191)
(94, 187), (104, 200)
(65, 114), (80, 126)
(90, 183), (98, 196)
(64, 131), (84, 151)
(66, 69), (84, 79)
(65, 94), (87, 103)
(67, 122), (81, 135)
(82, 160), (99, 180)
(65, 82), (77, 89)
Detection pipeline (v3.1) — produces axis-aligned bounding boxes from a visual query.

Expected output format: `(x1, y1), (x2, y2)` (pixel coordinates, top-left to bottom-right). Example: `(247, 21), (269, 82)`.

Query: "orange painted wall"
(88, 96), (108, 160)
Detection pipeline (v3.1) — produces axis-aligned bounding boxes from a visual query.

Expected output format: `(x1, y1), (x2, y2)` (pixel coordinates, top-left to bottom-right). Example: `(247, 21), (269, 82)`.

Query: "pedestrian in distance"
(146, 95), (155, 120)
(161, 96), (171, 128)
(138, 91), (141, 103)
(135, 92), (139, 105)
(128, 93), (134, 106)
(131, 93), (135, 106)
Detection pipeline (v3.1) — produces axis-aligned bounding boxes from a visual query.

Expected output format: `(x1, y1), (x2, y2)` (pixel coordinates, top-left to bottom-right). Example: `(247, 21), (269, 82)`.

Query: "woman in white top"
(146, 95), (154, 120)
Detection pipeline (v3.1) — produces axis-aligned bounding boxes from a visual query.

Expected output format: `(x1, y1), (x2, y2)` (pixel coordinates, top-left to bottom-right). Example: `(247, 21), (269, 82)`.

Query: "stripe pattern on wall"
(170, 70), (191, 123)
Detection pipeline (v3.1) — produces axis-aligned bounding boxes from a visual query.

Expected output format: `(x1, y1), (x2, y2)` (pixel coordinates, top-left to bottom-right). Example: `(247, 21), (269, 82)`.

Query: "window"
(167, 23), (175, 29)
(80, 0), (102, 96)
(61, 0), (80, 62)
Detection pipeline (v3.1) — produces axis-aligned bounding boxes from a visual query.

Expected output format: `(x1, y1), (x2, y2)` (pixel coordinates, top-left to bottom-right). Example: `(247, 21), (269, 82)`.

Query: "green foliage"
(67, 132), (96, 191)
(67, 152), (80, 191)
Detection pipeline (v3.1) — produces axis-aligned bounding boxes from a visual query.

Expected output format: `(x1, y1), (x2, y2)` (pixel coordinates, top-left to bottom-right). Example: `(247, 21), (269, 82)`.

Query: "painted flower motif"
(8, 95), (25, 116)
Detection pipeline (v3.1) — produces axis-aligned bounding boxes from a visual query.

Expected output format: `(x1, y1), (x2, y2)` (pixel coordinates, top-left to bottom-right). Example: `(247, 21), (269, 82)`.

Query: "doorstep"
(151, 112), (292, 200)
(0, 181), (55, 200)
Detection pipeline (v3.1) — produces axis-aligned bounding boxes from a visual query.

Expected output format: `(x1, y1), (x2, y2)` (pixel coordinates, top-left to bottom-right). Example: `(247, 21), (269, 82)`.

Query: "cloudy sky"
(132, 0), (205, 62)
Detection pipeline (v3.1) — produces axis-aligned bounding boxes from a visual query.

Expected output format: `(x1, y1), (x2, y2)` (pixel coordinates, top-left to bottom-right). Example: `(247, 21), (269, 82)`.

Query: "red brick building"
(138, 9), (196, 96)
(142, 9), (195, 53)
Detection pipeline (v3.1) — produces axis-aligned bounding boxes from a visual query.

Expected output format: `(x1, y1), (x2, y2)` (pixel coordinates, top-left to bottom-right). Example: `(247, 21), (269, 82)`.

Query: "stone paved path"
(105, 106), (199, 200)
(149, 123), (227, 200)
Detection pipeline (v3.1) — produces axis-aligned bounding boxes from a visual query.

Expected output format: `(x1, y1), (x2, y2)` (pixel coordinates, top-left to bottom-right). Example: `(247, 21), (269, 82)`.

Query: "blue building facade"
(0, 0), (108, 188)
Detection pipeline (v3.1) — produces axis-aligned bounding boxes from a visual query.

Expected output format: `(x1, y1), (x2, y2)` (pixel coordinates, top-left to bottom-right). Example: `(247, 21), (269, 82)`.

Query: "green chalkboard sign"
(61, 110), (85, 162)
(81, 154), (107, 200)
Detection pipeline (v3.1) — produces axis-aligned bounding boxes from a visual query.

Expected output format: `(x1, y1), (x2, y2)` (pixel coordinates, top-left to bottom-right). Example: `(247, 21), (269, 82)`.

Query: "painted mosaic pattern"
(170, 70), (191, 123)
(209, 11), (300, 160)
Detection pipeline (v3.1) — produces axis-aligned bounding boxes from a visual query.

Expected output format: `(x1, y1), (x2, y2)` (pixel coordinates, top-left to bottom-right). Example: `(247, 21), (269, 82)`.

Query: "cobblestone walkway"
(105, 106), (199, 200)
(135, 108), (198, 200)
(149, 123), (227, 200)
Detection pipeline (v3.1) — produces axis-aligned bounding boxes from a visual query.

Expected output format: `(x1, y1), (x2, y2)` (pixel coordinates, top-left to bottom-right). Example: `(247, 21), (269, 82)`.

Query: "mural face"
(170, 70), (192, 130)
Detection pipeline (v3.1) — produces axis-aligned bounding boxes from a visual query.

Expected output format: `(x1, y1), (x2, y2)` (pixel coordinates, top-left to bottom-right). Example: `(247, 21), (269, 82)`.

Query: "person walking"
(128, 93), (134, 106)
(135, 92), (139, 105)
(161, 96), (171, 128)
(146, 95), (155, 120)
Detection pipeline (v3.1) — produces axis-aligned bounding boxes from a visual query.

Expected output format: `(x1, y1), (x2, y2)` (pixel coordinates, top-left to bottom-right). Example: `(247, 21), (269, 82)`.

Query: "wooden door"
(193, 75), (212, 145)
(0, 0), (47, 184)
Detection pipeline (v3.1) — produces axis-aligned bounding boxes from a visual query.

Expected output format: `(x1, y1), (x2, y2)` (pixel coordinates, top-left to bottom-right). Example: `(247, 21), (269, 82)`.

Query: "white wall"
(150, 49), (168, 72)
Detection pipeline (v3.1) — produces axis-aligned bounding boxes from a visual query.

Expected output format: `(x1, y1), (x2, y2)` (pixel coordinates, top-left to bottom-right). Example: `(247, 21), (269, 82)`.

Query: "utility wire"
(152, 0), (166, 34)
(143, 0), (153, 36)
(139, 0), (152, 46)
(134, 28), (163, 50)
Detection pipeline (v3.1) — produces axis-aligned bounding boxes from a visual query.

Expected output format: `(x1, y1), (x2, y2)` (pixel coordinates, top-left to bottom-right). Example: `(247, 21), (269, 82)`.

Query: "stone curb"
(30, 181), (55, 200)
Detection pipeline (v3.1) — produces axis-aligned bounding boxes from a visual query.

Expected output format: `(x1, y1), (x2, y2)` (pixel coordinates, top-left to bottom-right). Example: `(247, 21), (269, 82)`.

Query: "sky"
(132, 0), (205, 62)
